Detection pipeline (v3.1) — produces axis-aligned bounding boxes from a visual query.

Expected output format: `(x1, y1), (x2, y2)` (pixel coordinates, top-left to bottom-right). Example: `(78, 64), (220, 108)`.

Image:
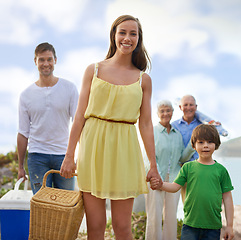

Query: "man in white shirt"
(17, 42), (79, 194)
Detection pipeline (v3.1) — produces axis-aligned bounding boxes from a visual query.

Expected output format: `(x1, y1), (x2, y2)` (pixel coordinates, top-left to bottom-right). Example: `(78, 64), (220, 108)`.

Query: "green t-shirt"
(174, 160), (233, 229)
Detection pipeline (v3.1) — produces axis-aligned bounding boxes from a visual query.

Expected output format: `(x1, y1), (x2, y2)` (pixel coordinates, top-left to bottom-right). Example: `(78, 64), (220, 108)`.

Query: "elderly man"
(172, 95), (202, 162)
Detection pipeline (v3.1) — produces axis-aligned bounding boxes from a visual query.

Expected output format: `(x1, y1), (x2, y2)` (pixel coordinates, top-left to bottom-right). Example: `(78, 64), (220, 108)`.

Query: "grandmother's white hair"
(157, 100), (174, 111)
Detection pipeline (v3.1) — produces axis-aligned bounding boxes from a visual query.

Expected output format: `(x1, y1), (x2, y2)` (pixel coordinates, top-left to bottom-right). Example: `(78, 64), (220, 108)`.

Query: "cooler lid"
(0, 190), (33, 210)
(0, 177), (33, 210)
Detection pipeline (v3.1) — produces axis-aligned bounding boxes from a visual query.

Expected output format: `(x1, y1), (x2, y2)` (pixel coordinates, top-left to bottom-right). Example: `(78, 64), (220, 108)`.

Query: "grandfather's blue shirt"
(172, 116), (202, 162)
(144, 123), (194, 182)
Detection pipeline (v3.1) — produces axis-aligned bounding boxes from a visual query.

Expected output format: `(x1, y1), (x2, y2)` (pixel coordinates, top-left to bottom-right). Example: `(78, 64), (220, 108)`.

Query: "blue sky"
(0, 0), (241, 154)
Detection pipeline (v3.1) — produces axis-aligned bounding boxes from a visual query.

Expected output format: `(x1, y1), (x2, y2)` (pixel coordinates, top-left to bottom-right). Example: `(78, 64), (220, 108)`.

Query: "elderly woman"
(144, 100), (194, 240)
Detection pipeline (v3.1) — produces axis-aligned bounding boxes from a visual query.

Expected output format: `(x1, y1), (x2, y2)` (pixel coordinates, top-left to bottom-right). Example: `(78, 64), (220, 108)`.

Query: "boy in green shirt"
(150, 124), (234, 240)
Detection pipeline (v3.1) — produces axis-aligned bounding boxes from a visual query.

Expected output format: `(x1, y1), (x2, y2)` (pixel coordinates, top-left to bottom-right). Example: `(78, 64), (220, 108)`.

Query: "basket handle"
(42, 170), (77, 188)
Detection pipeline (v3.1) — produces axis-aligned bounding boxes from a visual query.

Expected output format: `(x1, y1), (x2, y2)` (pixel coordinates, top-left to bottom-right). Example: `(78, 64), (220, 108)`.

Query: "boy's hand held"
(146, 166), (163, 190)
(150, 177), (163, 190)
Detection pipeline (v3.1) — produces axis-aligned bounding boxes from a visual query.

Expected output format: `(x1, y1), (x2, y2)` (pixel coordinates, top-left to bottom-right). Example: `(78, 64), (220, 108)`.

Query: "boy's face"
(194, 140), (216, 159)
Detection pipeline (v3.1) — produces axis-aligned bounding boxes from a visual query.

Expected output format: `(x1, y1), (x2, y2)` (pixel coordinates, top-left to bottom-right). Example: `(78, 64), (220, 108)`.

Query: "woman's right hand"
(60, 153), (76, 178)
(146, 166), (163, 190)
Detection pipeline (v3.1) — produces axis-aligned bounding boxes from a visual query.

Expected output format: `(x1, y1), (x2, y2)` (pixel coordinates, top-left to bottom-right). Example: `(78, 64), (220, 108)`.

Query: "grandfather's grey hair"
(181, 95), (197, 105)
(157, 100), (174, 111)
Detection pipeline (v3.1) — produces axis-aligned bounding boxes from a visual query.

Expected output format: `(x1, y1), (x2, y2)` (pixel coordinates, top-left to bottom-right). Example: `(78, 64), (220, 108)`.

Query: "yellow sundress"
(77, 63), (148, 200)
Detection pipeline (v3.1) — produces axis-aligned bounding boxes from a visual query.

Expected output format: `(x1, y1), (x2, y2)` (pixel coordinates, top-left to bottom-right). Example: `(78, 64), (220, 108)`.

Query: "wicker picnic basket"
(28, 170), (84, 240)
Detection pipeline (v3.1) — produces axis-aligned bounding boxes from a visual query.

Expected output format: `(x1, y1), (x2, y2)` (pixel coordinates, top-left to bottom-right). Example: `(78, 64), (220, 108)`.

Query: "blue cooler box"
(0, 178), (33, 240)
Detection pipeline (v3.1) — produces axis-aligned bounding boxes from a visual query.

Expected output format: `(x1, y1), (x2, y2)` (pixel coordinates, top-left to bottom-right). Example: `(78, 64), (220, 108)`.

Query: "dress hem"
(79, 189), (149, 200)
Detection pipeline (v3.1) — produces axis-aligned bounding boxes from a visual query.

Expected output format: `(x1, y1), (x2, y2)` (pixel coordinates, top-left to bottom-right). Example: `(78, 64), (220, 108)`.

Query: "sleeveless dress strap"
(94, 63), (99, 77)
(139, 71), (144, 86)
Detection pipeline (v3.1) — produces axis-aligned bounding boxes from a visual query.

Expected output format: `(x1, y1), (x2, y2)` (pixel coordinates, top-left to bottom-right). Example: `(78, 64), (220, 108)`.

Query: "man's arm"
(222, 191), (234, 240)
(17, 133), (28, 180)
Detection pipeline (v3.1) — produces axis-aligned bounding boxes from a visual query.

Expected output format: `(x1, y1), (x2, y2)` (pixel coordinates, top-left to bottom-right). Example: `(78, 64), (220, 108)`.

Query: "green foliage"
(0, 149), (17, 167)
(131, 212), (146, 239)
(105, 218), (114, 238)
(1, 175), (10, 185)
(177, 218), (183, 239)
(106, 217), (112, 229)
(0, 188), (10, 198)
(0, 148), (29, 197)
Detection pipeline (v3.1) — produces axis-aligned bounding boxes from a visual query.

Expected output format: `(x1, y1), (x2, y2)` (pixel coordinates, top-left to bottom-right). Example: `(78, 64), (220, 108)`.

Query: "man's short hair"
(34, 42), (56, 60)
(191, 124), (221, 150)
(180, 95), (197, 106)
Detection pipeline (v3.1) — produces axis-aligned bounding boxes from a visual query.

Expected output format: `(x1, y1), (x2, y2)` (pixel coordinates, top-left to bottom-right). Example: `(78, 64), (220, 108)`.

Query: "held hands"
(150, 177), (163, 190)
(146, 166), (163, 190)
(60, 153), (76, 179)
(223, 226), (234, 240)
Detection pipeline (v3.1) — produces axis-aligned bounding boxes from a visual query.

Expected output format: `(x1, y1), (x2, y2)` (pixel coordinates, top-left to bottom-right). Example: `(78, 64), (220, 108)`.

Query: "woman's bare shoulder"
(85, 63), (95, 75)
(141, 72), (152, 87)
(81, 63), (97, 82)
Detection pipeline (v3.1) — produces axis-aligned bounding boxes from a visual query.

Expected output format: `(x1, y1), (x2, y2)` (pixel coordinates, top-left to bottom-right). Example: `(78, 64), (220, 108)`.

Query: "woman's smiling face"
(115, 20), (139, 55)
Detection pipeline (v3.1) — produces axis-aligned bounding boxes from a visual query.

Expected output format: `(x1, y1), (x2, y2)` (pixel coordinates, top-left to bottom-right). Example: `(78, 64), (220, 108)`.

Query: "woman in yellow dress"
(60, 15), (162, 240)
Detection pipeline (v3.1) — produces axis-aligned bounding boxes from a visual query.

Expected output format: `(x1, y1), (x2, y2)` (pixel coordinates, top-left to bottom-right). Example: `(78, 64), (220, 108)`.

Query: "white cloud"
(0, 104), (17, 128)
(1, 0), (240, 60)
(55, 47), (106, 88)
(0, 0), (41, 45)
(202, 16), (241, 59)
(0, 0), (88, 45)
(0, 67), (35, 154)
(0, 141), (17, 155)
(20, 0), (88, 32)
(0, 68), (34, 91)
(0, 67), (35, 103)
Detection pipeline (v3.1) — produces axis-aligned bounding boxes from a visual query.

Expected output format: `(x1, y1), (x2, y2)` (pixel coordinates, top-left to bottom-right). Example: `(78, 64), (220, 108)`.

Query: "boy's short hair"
(34, 42), (56, 60)
(191, 124), (221, 150)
